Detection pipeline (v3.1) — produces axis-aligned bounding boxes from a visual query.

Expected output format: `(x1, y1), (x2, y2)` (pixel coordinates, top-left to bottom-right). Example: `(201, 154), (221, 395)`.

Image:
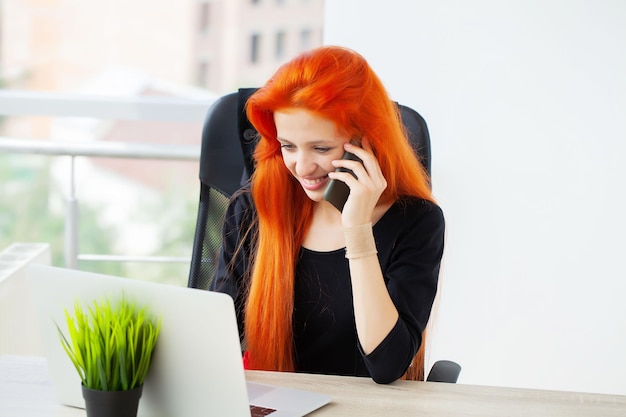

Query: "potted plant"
(56, 295), (161, 417)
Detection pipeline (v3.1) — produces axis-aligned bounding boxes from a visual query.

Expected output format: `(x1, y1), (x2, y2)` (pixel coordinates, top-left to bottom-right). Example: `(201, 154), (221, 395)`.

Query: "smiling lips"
(300, 175), (329, 191)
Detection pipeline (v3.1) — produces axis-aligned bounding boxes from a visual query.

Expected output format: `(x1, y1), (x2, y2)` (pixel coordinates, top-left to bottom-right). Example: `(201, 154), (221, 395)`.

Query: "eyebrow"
(276, 137), (334, 145)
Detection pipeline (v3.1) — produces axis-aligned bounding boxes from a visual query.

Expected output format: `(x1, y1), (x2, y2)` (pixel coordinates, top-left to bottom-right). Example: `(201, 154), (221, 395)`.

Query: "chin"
(303, 189), (325, 202)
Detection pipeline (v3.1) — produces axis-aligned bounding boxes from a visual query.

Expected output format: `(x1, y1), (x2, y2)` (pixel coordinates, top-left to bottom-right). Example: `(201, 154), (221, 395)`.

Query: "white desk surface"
(2, 355), (625, 417)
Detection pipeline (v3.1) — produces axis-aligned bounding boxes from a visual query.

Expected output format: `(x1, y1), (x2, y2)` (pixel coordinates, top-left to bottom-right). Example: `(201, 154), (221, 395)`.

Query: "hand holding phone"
(323, 150), (363, 212)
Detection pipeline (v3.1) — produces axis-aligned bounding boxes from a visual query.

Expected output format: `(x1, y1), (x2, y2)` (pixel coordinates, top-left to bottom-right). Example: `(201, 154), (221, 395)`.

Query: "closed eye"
(314, 147), (332, 153)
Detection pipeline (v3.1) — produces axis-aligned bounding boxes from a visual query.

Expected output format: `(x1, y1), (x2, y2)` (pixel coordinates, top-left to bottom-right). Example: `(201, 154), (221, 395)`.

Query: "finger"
(331, 159), (364, 180)
(342, 143), (371, 171)
(328, 169), (359, 184)
(344, 139), (384, 181)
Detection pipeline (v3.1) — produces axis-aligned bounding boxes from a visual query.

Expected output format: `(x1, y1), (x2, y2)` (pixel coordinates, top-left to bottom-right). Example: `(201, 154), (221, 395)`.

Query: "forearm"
(345, 223), (399, 355)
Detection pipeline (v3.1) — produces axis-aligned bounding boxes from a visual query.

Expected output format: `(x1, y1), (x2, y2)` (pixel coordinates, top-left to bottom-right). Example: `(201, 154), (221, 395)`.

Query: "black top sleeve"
(362, 198), (445, 383)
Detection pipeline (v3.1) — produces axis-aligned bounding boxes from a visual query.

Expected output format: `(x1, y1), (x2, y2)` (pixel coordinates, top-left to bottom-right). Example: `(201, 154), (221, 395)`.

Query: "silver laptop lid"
(28, 264), (251, 417)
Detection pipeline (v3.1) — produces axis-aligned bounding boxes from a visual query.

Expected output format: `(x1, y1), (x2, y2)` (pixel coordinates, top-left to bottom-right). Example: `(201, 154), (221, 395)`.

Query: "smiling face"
(274, 108), (349, 202)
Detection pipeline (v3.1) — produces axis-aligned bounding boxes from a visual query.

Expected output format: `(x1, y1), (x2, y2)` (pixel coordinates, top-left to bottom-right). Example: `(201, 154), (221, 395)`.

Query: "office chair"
(188, 88), (460, 384)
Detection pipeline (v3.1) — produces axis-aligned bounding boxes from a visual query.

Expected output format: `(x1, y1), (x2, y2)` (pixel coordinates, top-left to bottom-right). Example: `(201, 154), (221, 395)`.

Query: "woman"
(210, 46), (444, 384)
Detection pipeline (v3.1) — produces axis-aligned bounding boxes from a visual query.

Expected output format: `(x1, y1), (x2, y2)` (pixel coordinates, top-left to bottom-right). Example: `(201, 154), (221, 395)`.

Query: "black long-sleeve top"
(210, 188), (445, 384)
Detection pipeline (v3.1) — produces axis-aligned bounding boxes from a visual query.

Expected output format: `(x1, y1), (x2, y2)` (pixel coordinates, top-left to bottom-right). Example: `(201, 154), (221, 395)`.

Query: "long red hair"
(244, 46), (434, 380)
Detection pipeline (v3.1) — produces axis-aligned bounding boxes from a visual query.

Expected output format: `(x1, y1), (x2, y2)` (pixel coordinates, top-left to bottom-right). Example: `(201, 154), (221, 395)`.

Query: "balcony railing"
(0, 90), (214, 269)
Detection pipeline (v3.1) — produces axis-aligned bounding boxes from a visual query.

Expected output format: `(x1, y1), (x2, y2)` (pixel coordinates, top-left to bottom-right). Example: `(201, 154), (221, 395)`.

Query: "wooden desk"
(247, 370), (626, 417)
(2, 356), (625, 417)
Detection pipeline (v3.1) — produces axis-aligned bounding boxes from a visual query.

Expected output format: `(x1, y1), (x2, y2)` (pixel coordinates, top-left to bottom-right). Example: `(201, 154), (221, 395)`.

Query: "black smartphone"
(323, 150), (363, 212)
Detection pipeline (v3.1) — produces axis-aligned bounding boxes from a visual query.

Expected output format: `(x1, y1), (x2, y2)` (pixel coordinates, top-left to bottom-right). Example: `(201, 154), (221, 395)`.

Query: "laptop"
(27, 264), (331, 417)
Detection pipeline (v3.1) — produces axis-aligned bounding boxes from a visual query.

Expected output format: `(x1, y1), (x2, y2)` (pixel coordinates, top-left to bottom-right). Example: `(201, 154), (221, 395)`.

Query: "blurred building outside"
(0, 0), (325, 282)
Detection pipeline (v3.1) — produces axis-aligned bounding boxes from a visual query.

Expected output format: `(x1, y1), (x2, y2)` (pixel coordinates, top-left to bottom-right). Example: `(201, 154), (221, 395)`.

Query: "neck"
(314, 200), (343, 224)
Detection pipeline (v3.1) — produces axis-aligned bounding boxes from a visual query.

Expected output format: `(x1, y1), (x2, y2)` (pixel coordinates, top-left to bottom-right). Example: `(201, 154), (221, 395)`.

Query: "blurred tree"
(0, 154), (197, 285)
(0, 154), (122, 275)
(119, 184), (198, 287)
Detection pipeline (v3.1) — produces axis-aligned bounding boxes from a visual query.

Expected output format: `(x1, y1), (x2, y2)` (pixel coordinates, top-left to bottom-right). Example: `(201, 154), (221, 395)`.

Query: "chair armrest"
(426, 360), (462, 383)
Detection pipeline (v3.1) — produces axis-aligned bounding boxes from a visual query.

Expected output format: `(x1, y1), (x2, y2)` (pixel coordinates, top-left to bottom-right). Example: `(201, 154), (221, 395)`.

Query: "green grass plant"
(57, 295), (161, 391)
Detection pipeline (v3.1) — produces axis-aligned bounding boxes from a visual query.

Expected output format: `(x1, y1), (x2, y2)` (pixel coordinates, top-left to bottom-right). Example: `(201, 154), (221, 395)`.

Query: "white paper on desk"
(0, 356), (64, 417)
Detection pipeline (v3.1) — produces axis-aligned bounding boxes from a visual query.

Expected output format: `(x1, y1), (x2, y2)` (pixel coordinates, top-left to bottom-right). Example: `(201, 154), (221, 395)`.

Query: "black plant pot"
(82, 384), (143, 417)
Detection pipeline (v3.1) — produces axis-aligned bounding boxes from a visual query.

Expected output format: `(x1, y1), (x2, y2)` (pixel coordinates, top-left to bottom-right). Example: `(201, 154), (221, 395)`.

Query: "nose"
(294, 151), (317, 176)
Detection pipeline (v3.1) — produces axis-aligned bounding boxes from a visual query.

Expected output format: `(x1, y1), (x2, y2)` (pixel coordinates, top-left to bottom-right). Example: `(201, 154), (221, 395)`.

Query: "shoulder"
(390, 196), (444, 228)
(375, 196), (444, 253)
(375, 197), (445, 273)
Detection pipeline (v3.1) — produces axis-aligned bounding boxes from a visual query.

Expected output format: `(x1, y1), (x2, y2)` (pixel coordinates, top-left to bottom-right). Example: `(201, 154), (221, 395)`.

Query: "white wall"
(325, 0), (626, 395)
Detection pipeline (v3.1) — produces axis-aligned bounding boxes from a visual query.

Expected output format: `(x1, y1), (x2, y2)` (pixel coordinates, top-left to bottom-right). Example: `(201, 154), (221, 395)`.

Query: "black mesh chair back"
(188, 88), (257, 290)
(188, 88), (432, 290)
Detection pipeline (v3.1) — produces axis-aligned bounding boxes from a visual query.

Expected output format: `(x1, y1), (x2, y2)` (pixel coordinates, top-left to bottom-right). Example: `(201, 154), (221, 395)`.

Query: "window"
(275, 31), (286, 60)
(199, 2), (211, 33)
(300, 29), (312, 51)
(196, 59), (209, 87)
(250, 33), (261, 63)
(0, 0), (325, 285)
